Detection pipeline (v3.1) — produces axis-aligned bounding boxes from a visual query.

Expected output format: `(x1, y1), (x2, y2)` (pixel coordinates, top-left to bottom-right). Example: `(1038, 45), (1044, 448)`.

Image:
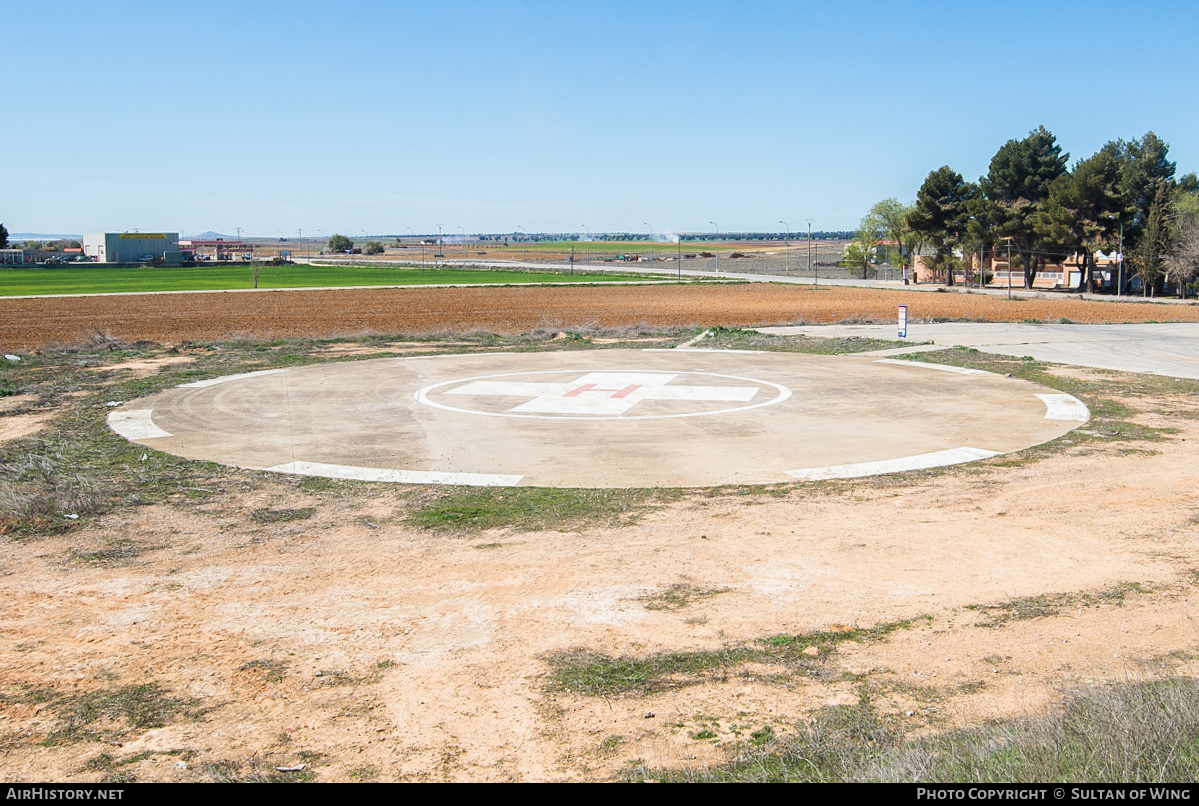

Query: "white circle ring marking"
(415, 369), (792, 421)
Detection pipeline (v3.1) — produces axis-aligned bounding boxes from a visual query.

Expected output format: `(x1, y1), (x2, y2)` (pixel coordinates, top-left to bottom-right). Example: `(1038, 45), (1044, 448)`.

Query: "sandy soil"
(1, 343), (1198, 781)
(0, 411), (54, 443)
(3, 284), (1198, 351)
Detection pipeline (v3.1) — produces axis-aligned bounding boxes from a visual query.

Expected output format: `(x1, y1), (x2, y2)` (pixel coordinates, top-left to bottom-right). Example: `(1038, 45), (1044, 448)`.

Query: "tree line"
(851, 128), (1199, 297)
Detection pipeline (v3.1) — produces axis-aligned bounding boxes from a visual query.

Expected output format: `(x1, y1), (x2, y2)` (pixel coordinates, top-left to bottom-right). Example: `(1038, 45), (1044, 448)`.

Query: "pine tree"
(909, 166), (977, 285)
(980, 126), (1069, 288)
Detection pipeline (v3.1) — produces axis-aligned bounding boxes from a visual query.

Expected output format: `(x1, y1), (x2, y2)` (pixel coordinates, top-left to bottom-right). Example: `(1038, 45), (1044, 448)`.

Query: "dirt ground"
(3, 283), (1199, 351)
(1, 298), (1198, 782)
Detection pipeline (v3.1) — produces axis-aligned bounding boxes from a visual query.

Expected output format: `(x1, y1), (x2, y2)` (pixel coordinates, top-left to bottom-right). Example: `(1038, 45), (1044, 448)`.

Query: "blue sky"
(7, 0), (1198, 237)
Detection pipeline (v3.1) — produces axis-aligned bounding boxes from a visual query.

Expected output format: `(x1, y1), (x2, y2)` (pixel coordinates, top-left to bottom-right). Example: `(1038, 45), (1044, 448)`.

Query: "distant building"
(178, 238), (248, 261)
(912, 248), (1121, 289)
(0, 249), (26, 265)
(83, 232), (180, 263)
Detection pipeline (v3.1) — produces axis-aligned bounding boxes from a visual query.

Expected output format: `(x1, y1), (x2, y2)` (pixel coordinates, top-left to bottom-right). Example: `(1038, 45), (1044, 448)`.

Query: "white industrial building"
(83, 232), (180, 263)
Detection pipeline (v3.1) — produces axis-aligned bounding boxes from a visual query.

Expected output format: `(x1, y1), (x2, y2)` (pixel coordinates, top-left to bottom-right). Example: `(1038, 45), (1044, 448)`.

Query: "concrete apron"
(108, 349), (1087, 488)
(758, 323), (1199, 381)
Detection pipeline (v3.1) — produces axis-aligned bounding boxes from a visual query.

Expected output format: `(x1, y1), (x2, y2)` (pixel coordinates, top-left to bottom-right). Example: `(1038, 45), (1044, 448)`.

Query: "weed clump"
(701, 327), (911, 354)
(545, 617), (925, 697)
(39, 683), (200, 746)
(631, 679), (1199, 782)
(407, 487), (673, 533)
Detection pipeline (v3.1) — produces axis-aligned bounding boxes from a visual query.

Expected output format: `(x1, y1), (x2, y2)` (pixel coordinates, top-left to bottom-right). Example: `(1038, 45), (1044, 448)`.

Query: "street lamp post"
(459, 226), (466, 261)
(806, 219), (815, 287)
(710, 221), (719, 275)
(779, 220), (790, 276)
(407, 227), (420, 265)
(582, 225), (590, 266)
(645, 223), (652, 267)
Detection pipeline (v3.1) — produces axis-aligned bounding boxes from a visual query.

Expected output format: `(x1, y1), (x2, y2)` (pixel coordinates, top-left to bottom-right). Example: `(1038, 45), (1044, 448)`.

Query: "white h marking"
(448, 372), (759, 415)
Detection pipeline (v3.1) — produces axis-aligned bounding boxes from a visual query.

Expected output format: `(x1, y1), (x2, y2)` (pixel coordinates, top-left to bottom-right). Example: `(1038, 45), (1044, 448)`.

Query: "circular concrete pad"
(109, 349), (1088, 488)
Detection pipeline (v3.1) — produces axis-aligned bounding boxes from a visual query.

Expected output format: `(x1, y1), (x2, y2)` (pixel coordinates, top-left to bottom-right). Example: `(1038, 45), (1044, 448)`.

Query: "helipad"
(108, 349), (1088, 488)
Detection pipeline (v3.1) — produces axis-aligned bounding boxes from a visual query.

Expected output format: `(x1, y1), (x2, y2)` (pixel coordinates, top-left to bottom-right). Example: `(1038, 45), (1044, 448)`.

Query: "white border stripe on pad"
(268, 461), (522, 487)
(873, 359), (987, 375)
(180, 369), (287, 388)
(107, 409), (172, 440)
(643, 348), (767, 354)
(1035, 393), (1090, 422)
(787, 447), (1001, 480)
(399, 352), (500, 362)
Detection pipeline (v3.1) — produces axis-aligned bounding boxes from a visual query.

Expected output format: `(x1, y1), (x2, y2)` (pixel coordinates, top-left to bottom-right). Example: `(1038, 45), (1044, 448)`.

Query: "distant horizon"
(8, 229), (857, 242)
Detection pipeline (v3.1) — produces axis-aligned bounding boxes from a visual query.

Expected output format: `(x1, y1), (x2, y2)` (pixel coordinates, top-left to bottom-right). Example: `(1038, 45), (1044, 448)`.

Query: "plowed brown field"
(3, 283), (1197, 349)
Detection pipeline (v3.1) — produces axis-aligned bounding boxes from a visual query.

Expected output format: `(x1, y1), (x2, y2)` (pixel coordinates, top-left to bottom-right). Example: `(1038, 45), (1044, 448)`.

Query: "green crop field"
(0, 262), (669, 297)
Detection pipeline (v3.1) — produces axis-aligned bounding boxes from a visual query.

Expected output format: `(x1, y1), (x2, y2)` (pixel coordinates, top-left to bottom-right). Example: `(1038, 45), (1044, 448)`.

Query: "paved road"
(759, 322), (1199, 380)
(306, 256), (1199, 306)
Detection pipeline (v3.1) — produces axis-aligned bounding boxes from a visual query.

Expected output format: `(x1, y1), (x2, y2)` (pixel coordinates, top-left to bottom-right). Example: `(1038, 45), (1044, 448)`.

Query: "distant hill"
(186, 231), (232, 241)
(10, 233), (81, 241)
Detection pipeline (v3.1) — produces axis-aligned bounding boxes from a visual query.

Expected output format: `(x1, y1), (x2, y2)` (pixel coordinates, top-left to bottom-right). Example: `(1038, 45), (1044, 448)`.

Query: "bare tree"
(1166, 213), (1199, 299)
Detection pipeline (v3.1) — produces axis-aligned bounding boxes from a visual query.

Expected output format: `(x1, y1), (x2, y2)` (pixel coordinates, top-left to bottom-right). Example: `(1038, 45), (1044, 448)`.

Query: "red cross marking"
(563, 383), (642, 399)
